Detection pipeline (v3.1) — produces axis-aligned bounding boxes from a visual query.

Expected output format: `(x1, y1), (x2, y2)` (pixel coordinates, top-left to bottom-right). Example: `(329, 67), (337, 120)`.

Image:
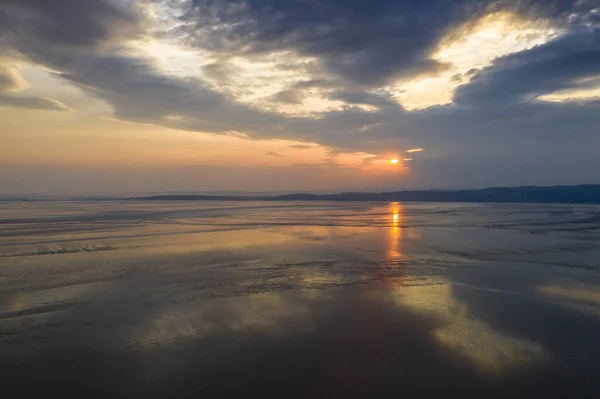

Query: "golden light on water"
(389, 202), (402, 257)
(384, 202), (404, 285)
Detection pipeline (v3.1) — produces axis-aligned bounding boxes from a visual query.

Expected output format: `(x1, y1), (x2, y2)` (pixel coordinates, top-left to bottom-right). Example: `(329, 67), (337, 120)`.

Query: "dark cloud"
(0, 0), (285, 133)
(183, 0), (489, 86)
(57, 54), (223, 120)
(293, 79), (342, 89)
(0, 0), (279, 131)
(454, 28), (600, 107)
(287, 144), (315, 150)
(265, 151), (285, 158)
(182, 0), (592, 87)
(328, 89), (397, 107)
(0, 0), (138, 48)
(51, 51), (285, 134)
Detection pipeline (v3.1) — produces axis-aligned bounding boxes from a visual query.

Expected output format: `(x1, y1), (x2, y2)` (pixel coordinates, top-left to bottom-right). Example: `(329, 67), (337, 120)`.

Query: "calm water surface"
(1, 201), (600, 398)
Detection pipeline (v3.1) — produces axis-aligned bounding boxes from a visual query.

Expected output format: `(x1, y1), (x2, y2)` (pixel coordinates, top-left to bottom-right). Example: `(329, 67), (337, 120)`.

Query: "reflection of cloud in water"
(538, 283), (600, 316)
(392, 280), (548, 374)
(3, 281), (111, 319)
(135, 292), (316, 348)
(288, 229), (329, 241)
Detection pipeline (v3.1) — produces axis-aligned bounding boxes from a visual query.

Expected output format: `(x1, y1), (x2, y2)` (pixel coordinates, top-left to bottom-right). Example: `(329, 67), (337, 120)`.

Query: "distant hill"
(134, 184), (600, 204)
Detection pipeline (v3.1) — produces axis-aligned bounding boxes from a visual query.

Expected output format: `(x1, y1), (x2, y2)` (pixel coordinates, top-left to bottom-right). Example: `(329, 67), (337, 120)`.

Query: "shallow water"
(1, 201), (600, 398)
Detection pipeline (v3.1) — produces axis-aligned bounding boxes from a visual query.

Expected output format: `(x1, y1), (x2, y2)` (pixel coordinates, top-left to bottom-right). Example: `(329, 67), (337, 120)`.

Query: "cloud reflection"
(538, 283), (600, 315)
(392, 282), (548, 375)
(134, 292), (317, 349)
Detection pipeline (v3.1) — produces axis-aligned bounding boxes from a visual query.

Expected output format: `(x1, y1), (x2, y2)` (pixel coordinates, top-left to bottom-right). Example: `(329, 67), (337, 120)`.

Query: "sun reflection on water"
(386, 202), (405, 284)
(389, 202), (402, 257)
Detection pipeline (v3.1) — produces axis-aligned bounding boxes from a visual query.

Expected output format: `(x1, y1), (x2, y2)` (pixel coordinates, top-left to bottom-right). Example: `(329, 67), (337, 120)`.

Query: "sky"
(1, 0), (600, 195)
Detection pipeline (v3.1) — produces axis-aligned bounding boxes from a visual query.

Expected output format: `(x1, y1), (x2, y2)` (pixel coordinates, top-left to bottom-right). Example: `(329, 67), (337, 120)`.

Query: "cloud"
(454, 29), (600, 107)
(406, 148), (424, 153)
(0, 64), (26, 92)
(0, 0), (138, 48)
(201, 60), (242, 84)
(328, 89), (397, 107)
(265, 151), (285, 158)
(52, 52), (278, 133)
(0, 95), (69, 111)
(270, 89), (303, 104)
(361, 155), (381, 165)
(2, 0), (600, 188)
(0, 63), (68, 111)
(180, 0), (489, 86)
(179, 0), (595, 87)
(287, 144), (315, 150)
(0, 0), (289, 134)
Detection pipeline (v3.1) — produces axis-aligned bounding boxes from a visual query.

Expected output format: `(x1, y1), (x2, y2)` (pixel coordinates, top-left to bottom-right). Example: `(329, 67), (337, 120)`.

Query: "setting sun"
(390, 159), (400, 165)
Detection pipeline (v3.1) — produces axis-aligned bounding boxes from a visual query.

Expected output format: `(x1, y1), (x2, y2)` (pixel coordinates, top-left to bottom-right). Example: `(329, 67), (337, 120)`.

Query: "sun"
(390, 159), (400, 165)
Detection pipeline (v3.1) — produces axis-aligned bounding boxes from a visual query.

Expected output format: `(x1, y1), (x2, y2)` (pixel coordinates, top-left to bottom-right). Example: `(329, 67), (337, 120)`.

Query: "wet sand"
(1, 201), (600, 398)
